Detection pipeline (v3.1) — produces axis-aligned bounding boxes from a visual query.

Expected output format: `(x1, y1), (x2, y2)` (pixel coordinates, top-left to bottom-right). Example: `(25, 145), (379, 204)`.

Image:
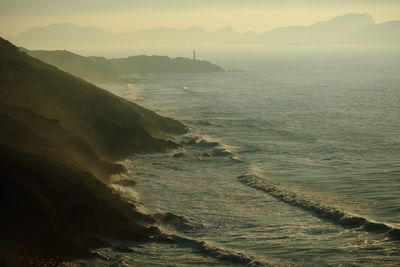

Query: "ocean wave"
(168, 148), (186, 158)
(105, 212), (276, 266)
(192, 119), (224, 128)
(152, 212), (203, 232)
(211, 146), (234, 157)
(110, 183), (140, 205)
(110, 230), (277, 266)
(179, 132), (239, 160)
(180, 133), (221, 148)
(167, 234), (275, 267)
(182, 86), (191, 92)
(238, 168), (400, 240)
(144, 215), (277, 266)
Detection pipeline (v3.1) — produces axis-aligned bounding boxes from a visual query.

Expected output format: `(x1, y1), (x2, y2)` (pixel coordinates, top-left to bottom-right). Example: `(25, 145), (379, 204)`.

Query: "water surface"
(95, 47), (400, 266)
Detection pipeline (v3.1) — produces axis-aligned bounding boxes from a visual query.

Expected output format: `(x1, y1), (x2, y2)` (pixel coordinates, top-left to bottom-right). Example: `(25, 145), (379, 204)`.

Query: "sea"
(71, 46), (400, 266)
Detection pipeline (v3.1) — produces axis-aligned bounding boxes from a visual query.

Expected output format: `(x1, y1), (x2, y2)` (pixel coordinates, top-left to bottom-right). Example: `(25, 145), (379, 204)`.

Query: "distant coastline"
(22, 48), (224, 84)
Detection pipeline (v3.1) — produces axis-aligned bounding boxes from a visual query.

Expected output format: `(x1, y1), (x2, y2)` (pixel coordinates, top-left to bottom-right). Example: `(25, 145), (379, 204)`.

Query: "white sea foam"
(238, 166), (400, 239)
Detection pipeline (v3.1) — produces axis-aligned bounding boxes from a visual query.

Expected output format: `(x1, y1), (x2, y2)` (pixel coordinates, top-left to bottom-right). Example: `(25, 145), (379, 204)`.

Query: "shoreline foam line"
(238, 170), (400, 240)
(158, 232), (276, 267)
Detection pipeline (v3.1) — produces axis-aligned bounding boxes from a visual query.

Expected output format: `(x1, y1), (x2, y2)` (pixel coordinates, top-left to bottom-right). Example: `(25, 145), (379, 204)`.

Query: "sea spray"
(178, 131), (240, 161)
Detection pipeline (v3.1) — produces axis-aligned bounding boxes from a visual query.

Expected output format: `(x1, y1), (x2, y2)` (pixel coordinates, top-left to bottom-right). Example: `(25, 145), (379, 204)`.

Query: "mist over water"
(99, 47), (400, 266)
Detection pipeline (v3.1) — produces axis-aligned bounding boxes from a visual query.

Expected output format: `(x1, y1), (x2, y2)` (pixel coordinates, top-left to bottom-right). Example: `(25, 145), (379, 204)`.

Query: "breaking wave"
(147, 214), (278, 266)
(152, 212), (203, 232)
(180, 133), (221, 148)
(178, 132), (240, 160)
(238, 167), (400, 240)
(165, 233), (275, 267)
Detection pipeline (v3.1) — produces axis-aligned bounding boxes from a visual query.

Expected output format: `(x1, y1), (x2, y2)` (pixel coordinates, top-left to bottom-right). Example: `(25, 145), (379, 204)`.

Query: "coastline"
(64, 77), (273, 266)
(0, 37), (189, 266)
(3, 34), (400, 266)
(97, 69), (400, 266)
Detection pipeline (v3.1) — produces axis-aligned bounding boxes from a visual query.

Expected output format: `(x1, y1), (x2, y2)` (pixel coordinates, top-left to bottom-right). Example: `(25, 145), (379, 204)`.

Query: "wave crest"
(152, 212), (203, 232)
(179, 132), (239, 160)
(169, 234), (275, 267)
(238, 168), (400, 240)
(180, 133), (221, 148)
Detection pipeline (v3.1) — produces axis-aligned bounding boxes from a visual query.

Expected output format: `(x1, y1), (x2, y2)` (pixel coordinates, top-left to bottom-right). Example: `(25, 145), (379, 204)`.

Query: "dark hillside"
(23, 49), (123, 83)
(1, 38), (185, 161)
(0, 37), (186, 264)
(110, 55), (224, 75)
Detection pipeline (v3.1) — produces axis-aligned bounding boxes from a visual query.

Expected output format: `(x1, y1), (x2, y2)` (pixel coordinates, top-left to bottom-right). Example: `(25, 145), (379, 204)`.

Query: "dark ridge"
(22, 49), (123, 83)
(0, 102), (124, 181)
(1, 37), (186, 161)
(20, 48), (225, 84)
(238, 171), (400, 240)
(0, 36), (186, 263)
(0, 142), (154, 263)
(109, 55), (224, 75)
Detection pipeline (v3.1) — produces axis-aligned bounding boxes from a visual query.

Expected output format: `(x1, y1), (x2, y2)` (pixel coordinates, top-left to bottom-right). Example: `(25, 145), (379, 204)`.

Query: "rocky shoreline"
(0, 36), (187, 266)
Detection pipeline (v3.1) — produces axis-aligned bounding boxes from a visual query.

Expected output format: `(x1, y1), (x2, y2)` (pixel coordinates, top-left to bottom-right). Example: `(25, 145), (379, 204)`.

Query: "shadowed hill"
(23, 49), (224, 83)
(1, 39), (185, 161)
(23, 49), (122, 83)
(0, 36), (186, 264)
(0, 102), (124, 181)
(0, 141), (154, 263)
(108, 55), (224, 75)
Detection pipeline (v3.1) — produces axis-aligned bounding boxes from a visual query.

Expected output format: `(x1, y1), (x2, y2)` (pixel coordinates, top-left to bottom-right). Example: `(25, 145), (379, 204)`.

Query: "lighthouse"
(193, 50), (196, 61)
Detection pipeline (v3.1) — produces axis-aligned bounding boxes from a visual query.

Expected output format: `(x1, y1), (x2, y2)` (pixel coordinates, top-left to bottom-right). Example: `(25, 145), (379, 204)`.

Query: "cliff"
(0, 36), (186, 265)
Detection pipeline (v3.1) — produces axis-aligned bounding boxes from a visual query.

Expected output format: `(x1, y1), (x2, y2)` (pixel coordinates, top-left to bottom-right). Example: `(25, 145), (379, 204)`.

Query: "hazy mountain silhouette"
(9, 13), (400, 52)
(259, 13), (375, 44)
(0, 36), (186, 263)
(348, 20), (400, 44)
(13, 23), (259, 50)
(14, 23), (112, 49)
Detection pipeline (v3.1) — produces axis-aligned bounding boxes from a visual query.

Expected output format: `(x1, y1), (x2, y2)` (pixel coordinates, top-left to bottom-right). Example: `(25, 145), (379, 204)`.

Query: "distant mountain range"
(12, 23), (258, 50)
(348, 20), (400, 44)
(22, 49), (224, 83)
(10, 13), (400, 51)
(259, 13), (375, 44)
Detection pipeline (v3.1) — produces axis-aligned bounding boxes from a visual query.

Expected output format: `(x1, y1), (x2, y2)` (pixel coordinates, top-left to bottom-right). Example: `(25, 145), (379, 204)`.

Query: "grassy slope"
(2, 40), (186, 161)
(23, 49), (122, 83)
(0, 37), (186, 264)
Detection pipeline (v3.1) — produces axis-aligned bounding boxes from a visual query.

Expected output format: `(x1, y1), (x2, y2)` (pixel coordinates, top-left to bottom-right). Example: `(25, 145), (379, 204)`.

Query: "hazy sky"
(1, 0), (400, 35)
